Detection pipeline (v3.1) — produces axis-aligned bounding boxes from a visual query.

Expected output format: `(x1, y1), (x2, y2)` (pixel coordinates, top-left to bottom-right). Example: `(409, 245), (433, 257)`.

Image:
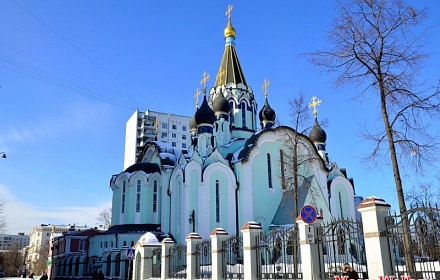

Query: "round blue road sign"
(300, 205), (317, 224)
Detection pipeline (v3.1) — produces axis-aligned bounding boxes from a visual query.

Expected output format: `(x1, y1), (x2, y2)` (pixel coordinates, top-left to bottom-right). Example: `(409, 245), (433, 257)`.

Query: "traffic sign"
(126, 248), (135, 260)
(300, 205), (317, 224)
(305, 224), (315, 244)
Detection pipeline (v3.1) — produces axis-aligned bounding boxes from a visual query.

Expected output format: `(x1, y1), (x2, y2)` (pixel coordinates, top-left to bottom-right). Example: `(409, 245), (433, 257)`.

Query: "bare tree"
(308, 0), (440, 271)
(96, 206), (112, 228)
(405, 180), (440, 207)
(0, 196), (7, 232)
(0, 242), (24, 276)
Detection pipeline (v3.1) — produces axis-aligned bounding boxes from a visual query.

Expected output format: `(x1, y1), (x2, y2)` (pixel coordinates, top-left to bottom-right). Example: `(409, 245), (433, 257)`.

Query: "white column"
(186, 233), (202, 280)
(297, 216), (323, 280)
(357, 196), (392, 280)
(160, 238), (174, 280)
(241, 221), (263, 280)
(210, 228), (228, 280)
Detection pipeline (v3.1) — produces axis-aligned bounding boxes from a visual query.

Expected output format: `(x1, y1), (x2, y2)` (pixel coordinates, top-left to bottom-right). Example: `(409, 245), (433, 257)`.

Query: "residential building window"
(280, 150), (286, 189)
(216, 180), (220, 223)
(267, 153), (273, 188)
(182, 126), (187, 131)
(182, 143), (186, 148)
(172, 142), (176, 147)
(79, 240), (85, 251)
(182, 135), (187, 140)
(172, 124), (177, 130)
(153, 181), (158, 212)
(121, 181), (126, 213)
(161, 132), (167, 138)
(162, 123), (167, 129)
(136, 180), (141, 212)
(172, 133), (177, 138)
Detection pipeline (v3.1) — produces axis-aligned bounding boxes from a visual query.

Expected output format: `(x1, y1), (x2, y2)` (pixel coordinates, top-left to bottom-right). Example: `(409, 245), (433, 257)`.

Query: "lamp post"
(188, 210), (195, 232)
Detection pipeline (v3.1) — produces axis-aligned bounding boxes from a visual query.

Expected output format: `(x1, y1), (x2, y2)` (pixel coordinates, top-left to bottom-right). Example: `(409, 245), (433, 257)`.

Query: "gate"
(196, 238), (212, 279)
(256, 226), (302, 279)
(316, 219), (367, 279)
(151, 247), (161, 278)
(168, 244), (187, 279)
(385, 205), (440, 279)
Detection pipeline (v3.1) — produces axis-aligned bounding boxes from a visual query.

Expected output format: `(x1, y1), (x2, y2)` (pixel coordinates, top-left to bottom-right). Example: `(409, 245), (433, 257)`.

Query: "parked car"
(0, 270), (5, 277)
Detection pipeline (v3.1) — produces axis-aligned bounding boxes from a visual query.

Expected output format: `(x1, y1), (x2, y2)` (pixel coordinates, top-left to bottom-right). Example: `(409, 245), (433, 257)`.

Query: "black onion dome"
(189, 115), (197, 130)
(309, 118), (327, 143)
(258, 98), (276, 123)
(125, 162), (161, 174)
(212, 91), (230, 113)
(195, 95), (215, 125)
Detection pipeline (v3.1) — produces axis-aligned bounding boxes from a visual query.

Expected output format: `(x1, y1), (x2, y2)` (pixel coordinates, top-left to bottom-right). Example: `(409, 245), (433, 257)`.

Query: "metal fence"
(222, 234), (244, 279)
(168, 244), (187, 279)
(316, 219), (367, 280)
(151, 248), (161, 278)
(385, 205), (440, 279)
(256, 226), (302, 279)
(196, 238), (212, 279)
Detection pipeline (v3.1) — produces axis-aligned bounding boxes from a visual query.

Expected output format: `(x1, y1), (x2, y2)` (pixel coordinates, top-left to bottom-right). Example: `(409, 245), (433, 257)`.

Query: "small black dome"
(212, 91), (230, 113)
(125, 162), (161, 174)
(195, 95), (215, 125)
(309, 118), (327, 143)
(259, 98), (276, 123)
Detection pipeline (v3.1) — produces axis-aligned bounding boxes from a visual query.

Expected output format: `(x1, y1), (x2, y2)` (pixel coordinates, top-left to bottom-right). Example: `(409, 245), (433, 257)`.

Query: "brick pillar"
(160, 238), (174, 280)
(297, 216), (323, 280)
(210, 228), (228, 280)
(357, 196), (392, 280)
(186, 233), (202, 280)
(241, 221), (263, 280)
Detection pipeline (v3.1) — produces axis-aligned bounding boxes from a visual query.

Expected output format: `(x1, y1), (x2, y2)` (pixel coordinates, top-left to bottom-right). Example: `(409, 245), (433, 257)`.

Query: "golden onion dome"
(224, 20), (236, 38)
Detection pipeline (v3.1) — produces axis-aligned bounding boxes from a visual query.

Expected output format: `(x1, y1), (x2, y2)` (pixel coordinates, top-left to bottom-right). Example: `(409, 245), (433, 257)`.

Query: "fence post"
(241, 221), (263, 280)
(297, 216), (323, 280)
(210, 228), (228, 280)
(186, 233), (202, 280)
(160, 237), (175, 280)
(357, 196), (392, 280)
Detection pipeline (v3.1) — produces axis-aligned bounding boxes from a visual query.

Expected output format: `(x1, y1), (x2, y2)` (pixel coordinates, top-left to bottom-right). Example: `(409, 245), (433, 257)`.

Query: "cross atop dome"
(194, 88), (201, 108)
(200, 71), (210, 95)
(262, 78), (270, 98)
(308, 96), (321, 117)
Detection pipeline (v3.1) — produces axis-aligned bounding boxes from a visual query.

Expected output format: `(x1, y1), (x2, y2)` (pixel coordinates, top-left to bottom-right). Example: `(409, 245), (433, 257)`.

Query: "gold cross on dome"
(216, 67), (226, 85)
(262, 78), (270, 98)
(308, 96), (321, 116)
(194, 88), (201, 108)
(226, 5), (233, 20)
(200, 71), (210, 94)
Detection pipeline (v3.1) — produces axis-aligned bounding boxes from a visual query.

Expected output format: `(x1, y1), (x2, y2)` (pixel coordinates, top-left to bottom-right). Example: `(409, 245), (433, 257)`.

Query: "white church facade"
(107, 9), (361, 245)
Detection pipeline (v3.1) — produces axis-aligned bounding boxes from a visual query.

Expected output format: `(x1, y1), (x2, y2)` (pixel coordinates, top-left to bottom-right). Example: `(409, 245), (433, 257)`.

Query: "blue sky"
(0, 1), (439, 234)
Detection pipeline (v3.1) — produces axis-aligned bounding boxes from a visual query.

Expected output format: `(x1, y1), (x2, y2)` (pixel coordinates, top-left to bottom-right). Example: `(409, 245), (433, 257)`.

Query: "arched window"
(215, 180), (220, 223)
(241, 101), (247, 128)
(229, 101), (235, 125)
(267, 153), (273, 189)
(122, 181), (126, 213)
(136, 180), (141, 212)
(280, 150), (286, 189)
(153, 181), (158, 212)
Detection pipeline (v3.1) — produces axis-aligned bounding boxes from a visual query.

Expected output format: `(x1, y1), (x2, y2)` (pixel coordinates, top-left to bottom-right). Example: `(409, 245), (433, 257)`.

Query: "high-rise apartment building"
(124, 109), (191, 169)
(0, 232), (29, 251)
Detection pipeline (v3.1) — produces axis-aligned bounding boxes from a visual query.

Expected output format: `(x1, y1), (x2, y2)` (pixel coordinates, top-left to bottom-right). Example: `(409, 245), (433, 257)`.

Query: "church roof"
(195, 95), (215, 125)
(103, 224), (168, 241)
(214, 16), (247, 87)
(125, 162), (161, 174)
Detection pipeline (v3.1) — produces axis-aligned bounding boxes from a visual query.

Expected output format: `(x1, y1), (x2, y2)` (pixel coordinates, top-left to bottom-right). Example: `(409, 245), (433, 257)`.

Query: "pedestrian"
(342, 263), (359, 280)
(40, 272), (48, 280)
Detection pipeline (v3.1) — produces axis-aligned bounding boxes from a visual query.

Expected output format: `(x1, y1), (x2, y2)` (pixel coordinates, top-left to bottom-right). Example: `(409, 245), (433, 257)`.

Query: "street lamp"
(0, 152), (6, 158)
(188, 210), (195, 232)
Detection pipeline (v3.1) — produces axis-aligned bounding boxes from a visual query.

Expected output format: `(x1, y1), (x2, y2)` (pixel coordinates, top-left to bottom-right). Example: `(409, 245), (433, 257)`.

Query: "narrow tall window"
(280, 150), (286, 189)
(136, 180), (141, 212)
(215, 180), (220, 223)
(338, 191), (343, 218)
(79, 240), (85, 251)
(121, 181), (126, 213)
(153, 181), (158, 212)
(267, 153), (273, 189)
(241, 102), (247, 128)
(229, 101), (235, 125)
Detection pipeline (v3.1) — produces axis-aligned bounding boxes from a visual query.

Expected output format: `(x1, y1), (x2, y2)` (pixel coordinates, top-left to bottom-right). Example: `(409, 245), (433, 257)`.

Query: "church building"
(107, 7), (361, 245)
